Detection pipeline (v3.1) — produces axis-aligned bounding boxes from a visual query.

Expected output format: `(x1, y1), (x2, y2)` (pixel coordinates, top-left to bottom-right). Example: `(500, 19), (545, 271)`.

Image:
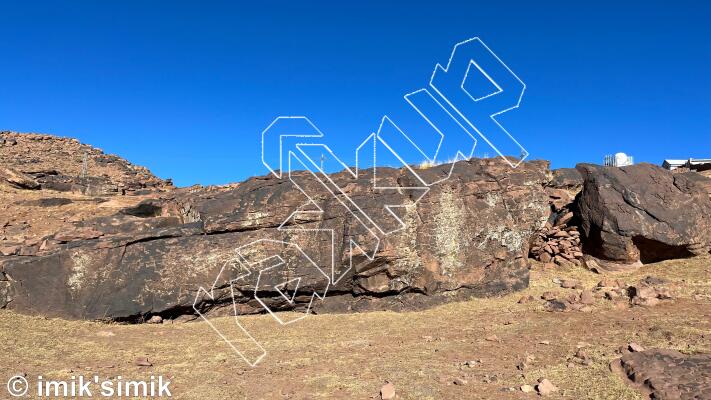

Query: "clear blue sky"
(1, 1), (709, 186)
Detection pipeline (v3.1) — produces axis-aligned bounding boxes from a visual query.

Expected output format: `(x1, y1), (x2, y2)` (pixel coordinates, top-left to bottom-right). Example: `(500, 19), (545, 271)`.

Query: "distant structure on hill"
(604, 152), (634, 167)
(662, 158), (711, 172)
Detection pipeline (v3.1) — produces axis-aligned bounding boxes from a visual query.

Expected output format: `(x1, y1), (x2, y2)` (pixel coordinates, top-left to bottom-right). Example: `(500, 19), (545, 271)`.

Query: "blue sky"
(1, 1), (709, 186)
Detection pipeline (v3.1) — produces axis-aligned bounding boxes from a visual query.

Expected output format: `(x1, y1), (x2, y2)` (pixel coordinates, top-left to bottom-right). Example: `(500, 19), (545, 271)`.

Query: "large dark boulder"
(0, 159), (551, 320)
(575, 163), (711, 266)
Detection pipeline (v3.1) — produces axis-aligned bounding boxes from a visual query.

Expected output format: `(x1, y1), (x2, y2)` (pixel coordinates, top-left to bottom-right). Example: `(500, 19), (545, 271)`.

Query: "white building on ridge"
(604, 152), (634, 167)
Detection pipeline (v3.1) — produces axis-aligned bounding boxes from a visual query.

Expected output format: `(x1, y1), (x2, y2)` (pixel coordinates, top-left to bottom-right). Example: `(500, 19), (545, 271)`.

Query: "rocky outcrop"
(0, 158), (551, 320)
(612, 349), (711, 399)
(549, 167), (583, 191)
(4, 132), (707, 322)
(544, 169), (581, 214)
(0, 166), (40, 190)
(575, 163), (711, 268)
(0, 131), (172, 194)
(681, 171), (711, 199)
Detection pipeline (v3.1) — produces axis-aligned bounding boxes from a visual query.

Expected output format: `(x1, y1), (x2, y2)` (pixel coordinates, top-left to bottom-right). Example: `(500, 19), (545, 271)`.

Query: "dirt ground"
(1, 256), (709, 399)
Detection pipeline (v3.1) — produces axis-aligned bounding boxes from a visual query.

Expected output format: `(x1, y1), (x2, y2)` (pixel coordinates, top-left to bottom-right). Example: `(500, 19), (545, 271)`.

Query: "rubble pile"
(529, 211), (583, 267)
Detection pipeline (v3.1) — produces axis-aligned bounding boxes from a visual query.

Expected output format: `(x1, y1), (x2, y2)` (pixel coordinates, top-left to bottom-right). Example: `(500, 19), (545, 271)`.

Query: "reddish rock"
(54, 227), (104, 242)
(0, 166), (40, 190)
(612, 349), (711, 399)
(560, 279), (580, 289)
(1, 158), (551, 320)
(580, 290), (594, 305)
(380, 382), (395, 400)
(536, 378), (557, 396)
(134, 357), (152, 367)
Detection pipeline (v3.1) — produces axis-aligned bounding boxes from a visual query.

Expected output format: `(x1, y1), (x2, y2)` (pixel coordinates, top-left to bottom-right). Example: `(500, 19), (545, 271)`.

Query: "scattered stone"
(560, 279), (581, 289)
(579, 290), (594, 305)
(485, 335), (499, 342)
(535, 379), (557, 396)
(134, 357), (152, 367)
(625, 279), (675, 307)
(518, 295), (535, 304)
(655, 287), (673, 300)
(604, 291), (620, 300)
(452, 377), (468, 386)
(520, 384), (535, 393)
(380, 382), (395, 400)
(573, 349), (593, 366)
(641, 276), (668, 286)
(543, 300), (568, 312)
(541, 291), (557, 301)
(0, 245), (20, 256)
(147, 315), (163, 324)
(628, 342), (645, 353)
(631, 294), (660, 307)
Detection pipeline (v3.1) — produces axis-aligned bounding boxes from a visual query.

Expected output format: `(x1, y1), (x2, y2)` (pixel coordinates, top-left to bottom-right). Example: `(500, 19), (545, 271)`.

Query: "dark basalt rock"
(0, 159), (551, 320)
(549, 167), (583, 190)
(575, 163), (711, 265)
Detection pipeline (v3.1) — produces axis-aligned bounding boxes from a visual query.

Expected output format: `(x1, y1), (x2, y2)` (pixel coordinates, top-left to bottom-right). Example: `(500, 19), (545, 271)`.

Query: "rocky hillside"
(1, 132), (711, 324)
(0, 131), (172, 194)
(0, 132), (175, 260)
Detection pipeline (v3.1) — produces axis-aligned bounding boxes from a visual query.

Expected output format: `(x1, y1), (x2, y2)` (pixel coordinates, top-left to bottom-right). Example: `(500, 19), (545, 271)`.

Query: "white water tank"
(604, 152), (634, 167)
(615, 152), (629, 166)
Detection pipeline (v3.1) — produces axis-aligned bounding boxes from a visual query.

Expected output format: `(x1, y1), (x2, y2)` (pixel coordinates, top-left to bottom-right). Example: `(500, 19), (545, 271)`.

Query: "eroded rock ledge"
(3, 132), (711, 323)
(1, 158), (552, 320)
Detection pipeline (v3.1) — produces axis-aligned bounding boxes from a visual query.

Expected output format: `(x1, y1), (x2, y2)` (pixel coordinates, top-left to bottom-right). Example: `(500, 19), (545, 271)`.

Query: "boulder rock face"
(575, 163), (711, 265)
(681, 171), (711, 199)
(0, 158), (550, 320)
(613, 349), (711, 400)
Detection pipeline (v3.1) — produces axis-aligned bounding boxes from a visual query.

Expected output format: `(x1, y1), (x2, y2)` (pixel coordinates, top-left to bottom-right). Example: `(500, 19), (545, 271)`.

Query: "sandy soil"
(1, 256), (709, 399)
